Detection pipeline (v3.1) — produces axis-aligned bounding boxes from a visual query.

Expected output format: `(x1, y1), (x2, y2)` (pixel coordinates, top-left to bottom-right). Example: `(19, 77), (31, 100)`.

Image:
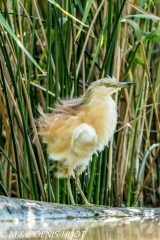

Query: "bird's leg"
(75, 169), (104, 217)
(67, 175), (75, 205)
(75, 170), (92, 206)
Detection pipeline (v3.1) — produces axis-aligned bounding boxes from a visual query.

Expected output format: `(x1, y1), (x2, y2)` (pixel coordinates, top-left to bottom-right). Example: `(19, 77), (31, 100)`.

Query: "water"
(1, 216), (160, 240)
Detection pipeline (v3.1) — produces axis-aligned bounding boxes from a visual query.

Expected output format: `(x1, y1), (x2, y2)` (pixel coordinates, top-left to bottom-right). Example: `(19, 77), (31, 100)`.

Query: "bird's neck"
(90, 94), (112, 105)
(82, 95), (117, 147)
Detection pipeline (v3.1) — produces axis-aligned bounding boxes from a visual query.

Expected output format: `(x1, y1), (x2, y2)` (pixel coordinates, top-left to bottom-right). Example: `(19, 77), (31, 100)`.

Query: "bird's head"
(55, 77), (135, 108)
(88, 77), (135, 96)
(79, 77), (135, 106)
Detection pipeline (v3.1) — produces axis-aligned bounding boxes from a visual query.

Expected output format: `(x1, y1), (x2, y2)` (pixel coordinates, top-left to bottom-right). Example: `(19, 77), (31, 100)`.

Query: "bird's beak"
(112, 82), (135, 88)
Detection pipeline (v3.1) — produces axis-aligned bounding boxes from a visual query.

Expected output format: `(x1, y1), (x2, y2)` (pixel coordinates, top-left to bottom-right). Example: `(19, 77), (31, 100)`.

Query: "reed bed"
(0, 0), (160, 207)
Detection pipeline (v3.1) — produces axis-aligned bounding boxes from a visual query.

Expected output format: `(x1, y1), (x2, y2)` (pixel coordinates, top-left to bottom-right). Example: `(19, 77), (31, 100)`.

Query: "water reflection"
(1, 216), (160, 240)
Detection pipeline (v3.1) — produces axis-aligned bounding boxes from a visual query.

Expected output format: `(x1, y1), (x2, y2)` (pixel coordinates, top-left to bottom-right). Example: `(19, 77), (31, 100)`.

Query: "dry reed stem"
(0, 18), (47, 201)
(19, 1), (46, 58)
(132, 42), (160, 205)
(17, 0), (27, 85)
(32, 0), (56, 76)
(76, 0), (105, 79)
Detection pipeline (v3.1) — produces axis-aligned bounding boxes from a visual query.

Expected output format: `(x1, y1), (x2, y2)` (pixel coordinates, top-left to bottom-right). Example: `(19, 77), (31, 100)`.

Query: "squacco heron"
(38, 77), (135, 205)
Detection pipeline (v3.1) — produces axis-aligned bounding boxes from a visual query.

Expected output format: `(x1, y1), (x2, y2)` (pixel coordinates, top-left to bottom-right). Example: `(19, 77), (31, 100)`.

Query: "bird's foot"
(82, 199), (109, 207)
(83, 201), (95, 207)
(82, 202), (110, 216)
(81, 203), (101, 216)
(89, 204), (109, 208)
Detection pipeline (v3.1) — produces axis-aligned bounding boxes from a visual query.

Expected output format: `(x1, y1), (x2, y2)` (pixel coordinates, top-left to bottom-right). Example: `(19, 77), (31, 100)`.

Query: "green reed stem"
(87, 154), (97, 203)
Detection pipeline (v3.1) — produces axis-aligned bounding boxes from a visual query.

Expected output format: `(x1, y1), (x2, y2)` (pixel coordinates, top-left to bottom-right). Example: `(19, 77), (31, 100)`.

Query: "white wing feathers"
(71, 123), (98, 146)
(58, 124), (98, 174)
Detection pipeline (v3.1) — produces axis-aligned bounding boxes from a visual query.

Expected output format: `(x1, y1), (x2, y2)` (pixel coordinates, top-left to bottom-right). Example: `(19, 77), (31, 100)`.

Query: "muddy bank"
(0, 196), (160, 221)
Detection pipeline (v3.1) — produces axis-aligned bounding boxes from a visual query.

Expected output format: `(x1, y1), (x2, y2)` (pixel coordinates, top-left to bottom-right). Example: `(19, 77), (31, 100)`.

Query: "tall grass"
(0, 0), (160, 207)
